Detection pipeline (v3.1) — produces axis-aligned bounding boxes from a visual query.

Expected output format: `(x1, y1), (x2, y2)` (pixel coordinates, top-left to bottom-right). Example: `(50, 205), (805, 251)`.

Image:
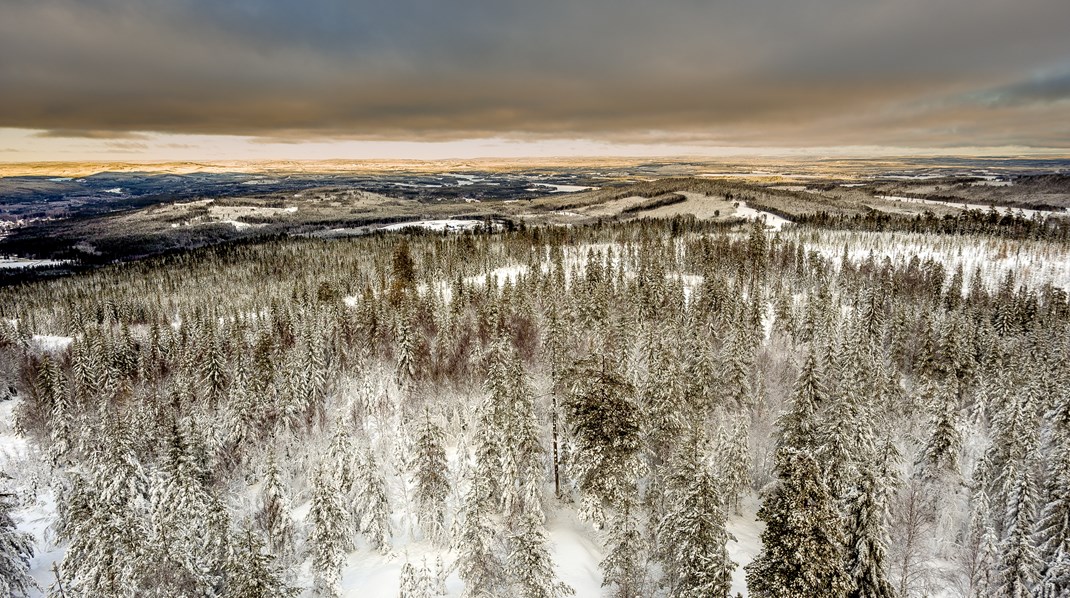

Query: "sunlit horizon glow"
(3, 128), (1068, 165)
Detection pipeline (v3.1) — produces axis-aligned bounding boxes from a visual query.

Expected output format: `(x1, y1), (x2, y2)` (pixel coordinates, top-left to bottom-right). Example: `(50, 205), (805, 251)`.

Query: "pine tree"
(845, 467), (896, 598)
(227, 529), (297, 598)
(0, 491), (36, 598)
(508, 511), (574, 598)
(747, 355), (850, 598)
(997, 466), (1040, 597)
(309, 463), (351, 598)
(656, 441), (735, 598)
(563, 357), (643, 524)
(600, 498), (645, 598)
(255, 454), (297, 565)
(409, 410), (450, 543)
(356, 446), (392, 552)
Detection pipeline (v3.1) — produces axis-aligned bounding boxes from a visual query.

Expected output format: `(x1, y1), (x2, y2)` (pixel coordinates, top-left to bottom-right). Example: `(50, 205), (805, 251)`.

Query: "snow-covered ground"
(525, 184), (596, 193)
(1, 399), (63, 596)
(798, 229), (1070, 290)
(727, 493), (764, 596)
(735, 201), (791, 231)
(380, 220), (482, 232)
(0, 257), (69, 269)
(877, 195), (1067, 218)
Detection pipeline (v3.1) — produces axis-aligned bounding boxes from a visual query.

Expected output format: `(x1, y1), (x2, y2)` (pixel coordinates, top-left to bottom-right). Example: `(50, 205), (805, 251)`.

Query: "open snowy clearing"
(380, 220), (482, 232)
(877, 195), (1067, 218)
(796, 229), (1070, 290)
(0, 257), (69, 269)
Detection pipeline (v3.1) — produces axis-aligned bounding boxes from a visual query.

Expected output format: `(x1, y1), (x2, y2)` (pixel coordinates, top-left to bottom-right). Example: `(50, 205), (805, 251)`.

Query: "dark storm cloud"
(964, 68), (1070, 108)
(1, 0), (1068, 147)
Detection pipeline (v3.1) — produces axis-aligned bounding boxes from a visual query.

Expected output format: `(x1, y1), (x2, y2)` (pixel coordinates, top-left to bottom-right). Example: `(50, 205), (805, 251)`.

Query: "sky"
(2, 0), (1069, 161)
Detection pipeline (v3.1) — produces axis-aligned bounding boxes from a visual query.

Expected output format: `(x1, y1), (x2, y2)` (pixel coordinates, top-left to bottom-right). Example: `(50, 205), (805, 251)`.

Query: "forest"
(1, 210), (1069, 597)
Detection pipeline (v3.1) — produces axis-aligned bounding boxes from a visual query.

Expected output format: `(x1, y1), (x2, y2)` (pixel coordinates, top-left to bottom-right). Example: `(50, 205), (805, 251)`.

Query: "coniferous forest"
(1, 213), (1069, 597)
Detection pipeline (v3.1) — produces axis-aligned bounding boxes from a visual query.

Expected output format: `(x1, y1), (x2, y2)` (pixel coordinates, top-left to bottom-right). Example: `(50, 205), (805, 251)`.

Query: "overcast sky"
(2, 0), (1069, 159)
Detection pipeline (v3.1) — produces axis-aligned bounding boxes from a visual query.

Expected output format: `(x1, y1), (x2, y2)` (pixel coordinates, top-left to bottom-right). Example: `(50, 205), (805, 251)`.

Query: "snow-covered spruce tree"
(600, 497), (645, 598)
(395, 303), (419, 387)
(456, 462), (506, 598)
(254, 453), (298, 565)
(356, 446), (393, 553)
(308, 462), (351, 598)
(718, 324), (753, 408)
(458, 340), (554, 598)
(962, 488), (999, 597)
(980, 380), (1039, 532)
(409, 410), (450, 543)
(638, 327), (686, 469)
(0, 491), (36, 597)
(37, 355), (73, 464)
(562, 356), (643, 525)
(656, 438), (735, 598)
(746, 347), (850, 598)
(845, 465), (896, 598)
(915, 379), (962, 482)
(138, 422), (231, 596)
(508, 510), (575, 598)
(398, 559), (435, 598)
(1037, 383), (1070, 596)
(55, 405), (148, 598)
(482, 340), (545, 519)
(718, 413), (751, 515)
(821, 326), (875, 500)
(997, 465), (1040, 597)
(227, 529), (297, 598)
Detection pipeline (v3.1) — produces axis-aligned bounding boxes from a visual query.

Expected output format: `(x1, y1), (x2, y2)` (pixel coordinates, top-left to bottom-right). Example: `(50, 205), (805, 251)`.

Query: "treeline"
(620, 193), (688, 215)
(791, 207), (1070, 242)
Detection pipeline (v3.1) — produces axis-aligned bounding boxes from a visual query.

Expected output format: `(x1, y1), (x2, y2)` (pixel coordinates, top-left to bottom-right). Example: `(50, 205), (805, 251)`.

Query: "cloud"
(33, 129), (151, 140)
(963, 67), (1070, 108)
(0, 0), (1068, 149)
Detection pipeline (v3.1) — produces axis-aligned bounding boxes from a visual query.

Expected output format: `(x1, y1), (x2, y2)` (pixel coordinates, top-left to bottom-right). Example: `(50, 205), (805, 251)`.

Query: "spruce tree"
(845, 467), (896, 598)
(409, 410), (450, 543)
(746, 448), (850, 598)
(0, 491), (36, 597)
(457, 479), (506, 598)
(255, 454), (297, 565)
(563, 356), (643, 524)
(916, 380), (962, 482)
(656, 440), (735, 598)
(600, 498), (645, 598)
(227, 529), (297, 598)
(309, 463), (351, 598)
(997, 466), (1040, 597)
(747, 349), (850, 598)
(507, 511), (574, 598)
(356, 446), (392, 552)
(718, 414), (751, 515)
